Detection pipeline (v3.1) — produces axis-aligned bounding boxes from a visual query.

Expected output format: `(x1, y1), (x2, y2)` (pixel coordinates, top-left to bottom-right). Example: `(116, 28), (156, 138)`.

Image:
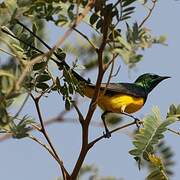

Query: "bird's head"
(134, 73), (170, 94)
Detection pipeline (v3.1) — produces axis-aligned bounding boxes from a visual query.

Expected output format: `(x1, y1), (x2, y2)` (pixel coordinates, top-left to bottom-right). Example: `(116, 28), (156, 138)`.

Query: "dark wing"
(88, 83), (147, 98)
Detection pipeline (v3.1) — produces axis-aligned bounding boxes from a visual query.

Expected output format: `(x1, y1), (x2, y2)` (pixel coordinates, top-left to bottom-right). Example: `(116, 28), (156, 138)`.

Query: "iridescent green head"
(134, 73), (170, 94)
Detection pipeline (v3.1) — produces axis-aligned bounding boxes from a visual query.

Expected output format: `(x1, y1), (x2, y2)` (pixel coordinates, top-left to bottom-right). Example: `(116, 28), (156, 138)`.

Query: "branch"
(70, 9), (110, 179)
(88, 121), (138, 149)
(30, 94), (69, 179)
(139, 0), (158, 28)
(52, 0), (96, 50)
(15, 53), (47, 90)
(29, 135), (59, 162)
(0, 114), (103, 142)
(73, 28), (97, 51)
(72, 101), (85, 126)
(168, 128), (180, 136)
(13, 94), (30, 119)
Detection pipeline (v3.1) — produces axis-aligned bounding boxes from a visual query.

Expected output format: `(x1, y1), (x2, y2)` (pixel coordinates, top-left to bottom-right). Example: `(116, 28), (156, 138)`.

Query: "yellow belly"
(84, 86), (145, 114)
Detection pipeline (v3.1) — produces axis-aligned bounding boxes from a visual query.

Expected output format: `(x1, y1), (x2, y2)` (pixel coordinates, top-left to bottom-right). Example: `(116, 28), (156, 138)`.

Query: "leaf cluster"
(167, 104), (180, 120)
(89, 0), (136, 32)
(114, 23), (166, 68)
(129, 107), (176, 179)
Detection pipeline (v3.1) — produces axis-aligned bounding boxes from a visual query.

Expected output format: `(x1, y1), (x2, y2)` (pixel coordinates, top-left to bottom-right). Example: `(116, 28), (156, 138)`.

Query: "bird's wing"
(87, 83), (147, 98)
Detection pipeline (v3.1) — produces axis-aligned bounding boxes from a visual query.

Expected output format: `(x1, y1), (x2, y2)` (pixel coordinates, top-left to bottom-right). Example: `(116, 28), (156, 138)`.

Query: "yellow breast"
(84, 86), (145, 114)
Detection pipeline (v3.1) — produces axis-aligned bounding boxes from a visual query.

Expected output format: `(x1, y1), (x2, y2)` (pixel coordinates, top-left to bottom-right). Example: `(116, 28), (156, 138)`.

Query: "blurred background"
(0, 0), (180, 179)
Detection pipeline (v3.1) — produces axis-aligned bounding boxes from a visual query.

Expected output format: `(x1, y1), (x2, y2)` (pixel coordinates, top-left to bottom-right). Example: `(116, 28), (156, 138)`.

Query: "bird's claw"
(134, 118), (141, 130)
(103, 129), (111, 138)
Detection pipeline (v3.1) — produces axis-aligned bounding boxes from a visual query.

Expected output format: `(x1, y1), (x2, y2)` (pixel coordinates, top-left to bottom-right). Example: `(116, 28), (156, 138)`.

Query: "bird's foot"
(134, 118), (142, 130)
(103, 129), (111, 138)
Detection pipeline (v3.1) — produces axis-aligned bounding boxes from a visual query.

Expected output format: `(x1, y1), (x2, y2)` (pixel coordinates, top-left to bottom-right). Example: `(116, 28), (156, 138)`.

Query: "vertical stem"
(70, 124), (89, 179)
(69, 9), (110, 179)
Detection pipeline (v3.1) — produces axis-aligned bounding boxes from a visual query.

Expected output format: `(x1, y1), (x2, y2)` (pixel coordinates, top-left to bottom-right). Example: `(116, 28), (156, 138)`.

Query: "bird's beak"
(159, 76), (171, 81)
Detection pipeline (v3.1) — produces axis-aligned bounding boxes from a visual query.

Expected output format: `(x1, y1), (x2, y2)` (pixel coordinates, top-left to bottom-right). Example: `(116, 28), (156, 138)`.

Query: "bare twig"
(30, 94), (69, 179)
(73, 28), (97, 50)
(29, 135), (59, 162)
(168, 128), (180, 136)
(139, 0), (157, 28)
(101, 53), (119, 96)
(111, 64), (121, 78)
(88, 120), (139, 149)
(0, 114), (103, 142)
(52, 0), (96, 50)
(0, 47), (17, 58)
(72, 101), (85, 125)
(14, 94), (30, 118)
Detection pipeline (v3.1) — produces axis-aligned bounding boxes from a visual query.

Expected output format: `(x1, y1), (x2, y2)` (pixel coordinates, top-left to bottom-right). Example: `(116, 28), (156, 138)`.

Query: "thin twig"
(13, 94), (30, 119)
(139, 0), (157, 28)
(0, 115), (103, 142)
(0, 47), (17, 58)
(72, 101), (85, 125)
(167, 128), (180, 136)
(29, 135), (59, 162)
(30, 94), (69, 179)
(88, 121), (138, 149)
(111, 64), (121, 78)
(52, 0), (96, 50)
(73, 28), (97, 50)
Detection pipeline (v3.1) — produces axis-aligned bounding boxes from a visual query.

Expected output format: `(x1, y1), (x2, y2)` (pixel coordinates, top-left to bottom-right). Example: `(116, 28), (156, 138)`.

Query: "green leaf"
(10, 115), (34, 139)
(96, 19), (103, 30)
(156, 141), (175, 176)
(56, 48), (66, 61)
(36, 74), (51, 82)
(129, 107), (176, 159)
(123, 6), (135, 13)
(147, 169), (168, 180)
(0, 70), (16, 79)
(89, 13), (99, 25)
(56, 77), (61, 89)
(122, 0), (136, 7)
(65, 98), (71, 110)
(0, 107), (9, 126)
(33, 62), (47, 71)
(36, 82), (49, 90)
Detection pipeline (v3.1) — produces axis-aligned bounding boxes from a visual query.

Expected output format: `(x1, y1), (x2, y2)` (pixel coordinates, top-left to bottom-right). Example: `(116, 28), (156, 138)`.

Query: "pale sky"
(0, 0), (180, 180)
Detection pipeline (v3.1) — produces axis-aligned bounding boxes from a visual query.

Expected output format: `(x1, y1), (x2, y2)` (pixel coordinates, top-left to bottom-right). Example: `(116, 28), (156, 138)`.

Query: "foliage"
(0, 0), (179, 180)
(129, 107), (177, 179)
(167, 104), (180, 120)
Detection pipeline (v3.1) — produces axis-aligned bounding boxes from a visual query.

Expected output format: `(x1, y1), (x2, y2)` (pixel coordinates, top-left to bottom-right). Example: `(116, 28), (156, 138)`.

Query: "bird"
(3, 21), (170, 138)
(80, 73), (170, 137)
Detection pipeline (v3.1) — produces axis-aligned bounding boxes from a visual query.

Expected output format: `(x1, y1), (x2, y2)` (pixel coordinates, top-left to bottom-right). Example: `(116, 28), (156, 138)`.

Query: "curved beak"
(160, 76), (171, 81)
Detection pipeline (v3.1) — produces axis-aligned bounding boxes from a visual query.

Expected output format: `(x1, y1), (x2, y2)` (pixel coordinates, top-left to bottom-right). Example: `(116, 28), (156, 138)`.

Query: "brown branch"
(72, 101), (85, 125)
(52, 0), (96, 50)
(0, 110), (67, 142)
(70, 10), (110, 179)
(73, 28), (97, 51)
(0, 115), (103, 142)
(168, 128), (180, 136)
(112, 64), (121, 78)
(88, 121), (138, 149)
(29, 135), (59, 162)
(30, 94), (69, 180)
(139, 0), (158, 28)
(101, 53), (119, 96)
